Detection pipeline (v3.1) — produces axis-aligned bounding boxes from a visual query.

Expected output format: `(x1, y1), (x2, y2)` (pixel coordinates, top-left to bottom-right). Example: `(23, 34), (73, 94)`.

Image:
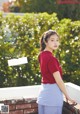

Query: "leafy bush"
(0, 12), (80, 87)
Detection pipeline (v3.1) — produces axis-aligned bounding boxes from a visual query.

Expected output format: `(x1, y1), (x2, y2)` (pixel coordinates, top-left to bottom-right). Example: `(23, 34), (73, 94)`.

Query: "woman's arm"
(53, 71), (75, 103)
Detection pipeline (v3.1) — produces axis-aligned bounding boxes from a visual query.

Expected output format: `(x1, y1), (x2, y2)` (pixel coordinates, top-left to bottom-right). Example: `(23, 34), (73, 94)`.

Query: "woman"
(37, 30), (76, 114)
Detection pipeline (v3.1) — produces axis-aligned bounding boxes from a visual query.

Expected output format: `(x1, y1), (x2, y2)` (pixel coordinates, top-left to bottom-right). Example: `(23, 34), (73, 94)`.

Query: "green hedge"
(0, 12), (80, 87)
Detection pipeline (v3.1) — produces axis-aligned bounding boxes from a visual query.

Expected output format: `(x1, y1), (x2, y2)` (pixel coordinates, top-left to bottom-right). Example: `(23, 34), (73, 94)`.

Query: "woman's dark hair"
(40, 30), (59, 51)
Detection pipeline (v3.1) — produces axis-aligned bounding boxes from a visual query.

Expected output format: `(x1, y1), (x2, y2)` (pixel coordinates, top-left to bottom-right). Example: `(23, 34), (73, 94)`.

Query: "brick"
(9, 110), (23, 114)
(31, 103), (38, 108)
(4, 99), (16, 105)
(0, 99), (38, 114)
(24, 108), (34, 114)
(9, 104), (16, 111)
(3, 99), (25, 105)
(24, 108), (38, 114)
(16, 99), (25, 104)
(16, 103), (31, 110)
(33, 108), (38, 113)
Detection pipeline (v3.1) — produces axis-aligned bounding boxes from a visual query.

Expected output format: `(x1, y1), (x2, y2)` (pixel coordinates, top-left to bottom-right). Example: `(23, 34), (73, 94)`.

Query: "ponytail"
(40, 35), (46, 51)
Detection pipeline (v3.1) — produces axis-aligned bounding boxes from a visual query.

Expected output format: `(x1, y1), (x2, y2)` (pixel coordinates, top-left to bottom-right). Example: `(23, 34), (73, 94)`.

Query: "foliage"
(9, 0), (80, 20)
(0, 12), (80, 87)
(57, 19), (80, 84)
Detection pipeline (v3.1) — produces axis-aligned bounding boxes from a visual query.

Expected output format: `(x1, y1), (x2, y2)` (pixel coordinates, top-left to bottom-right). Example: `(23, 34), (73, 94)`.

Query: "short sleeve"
(48, 57), (59, 74)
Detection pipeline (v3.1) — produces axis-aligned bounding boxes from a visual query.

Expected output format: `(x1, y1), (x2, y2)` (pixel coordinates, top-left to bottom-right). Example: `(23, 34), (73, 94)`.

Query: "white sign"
(0, 104), (4, 111)
(8, 57), (28, 66)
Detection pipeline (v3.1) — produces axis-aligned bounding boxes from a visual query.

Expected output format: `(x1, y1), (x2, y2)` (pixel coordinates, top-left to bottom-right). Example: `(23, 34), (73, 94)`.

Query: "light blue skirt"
(37, 83), (63, 106)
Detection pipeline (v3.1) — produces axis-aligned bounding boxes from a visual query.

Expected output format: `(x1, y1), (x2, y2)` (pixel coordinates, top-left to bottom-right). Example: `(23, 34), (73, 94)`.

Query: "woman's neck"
(44, 48), (53, 53)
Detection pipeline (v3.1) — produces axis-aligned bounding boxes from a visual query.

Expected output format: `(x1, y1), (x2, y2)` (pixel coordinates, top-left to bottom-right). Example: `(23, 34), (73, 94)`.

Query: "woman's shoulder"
(39, 51), (58, 61)
(39, 51), (52, 58)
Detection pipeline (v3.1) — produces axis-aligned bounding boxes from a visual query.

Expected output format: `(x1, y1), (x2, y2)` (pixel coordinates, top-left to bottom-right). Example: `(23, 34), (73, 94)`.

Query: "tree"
(9, 0), (80, 20)
(0, 12), (80, 87)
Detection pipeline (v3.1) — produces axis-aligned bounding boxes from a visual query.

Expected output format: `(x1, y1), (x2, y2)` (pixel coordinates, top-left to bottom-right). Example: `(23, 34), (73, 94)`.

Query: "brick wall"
(0, 83), (80, 114)
(0, 98), (38, 114)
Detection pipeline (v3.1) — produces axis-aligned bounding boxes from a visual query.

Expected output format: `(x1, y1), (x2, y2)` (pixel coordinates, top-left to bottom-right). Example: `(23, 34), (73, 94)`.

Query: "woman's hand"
(65, 96), (77, 105)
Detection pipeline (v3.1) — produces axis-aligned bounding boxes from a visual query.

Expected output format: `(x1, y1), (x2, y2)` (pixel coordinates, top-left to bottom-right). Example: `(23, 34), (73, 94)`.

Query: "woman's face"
(45, 34), (60, 51)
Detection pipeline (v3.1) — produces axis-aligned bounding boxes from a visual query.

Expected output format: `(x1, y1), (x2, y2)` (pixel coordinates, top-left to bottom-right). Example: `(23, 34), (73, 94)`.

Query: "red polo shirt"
(39, 51), (63, 84)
